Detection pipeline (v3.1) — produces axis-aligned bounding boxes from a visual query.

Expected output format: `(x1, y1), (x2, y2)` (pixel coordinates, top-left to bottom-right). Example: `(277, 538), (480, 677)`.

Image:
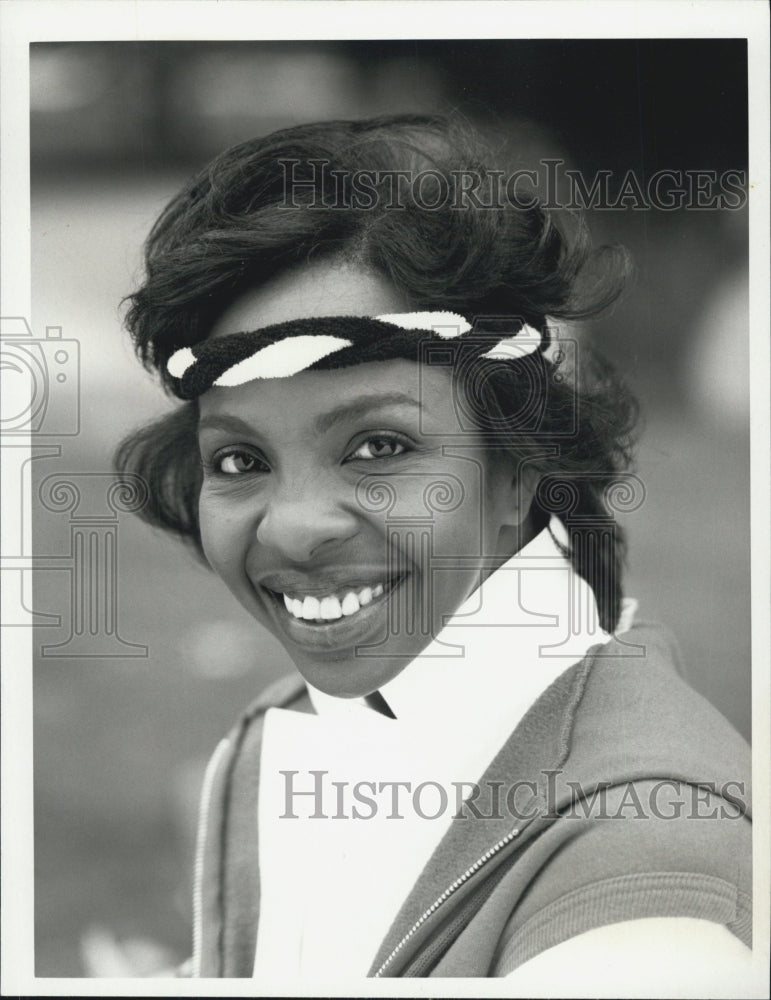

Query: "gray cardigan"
(191, 623), (752, 977)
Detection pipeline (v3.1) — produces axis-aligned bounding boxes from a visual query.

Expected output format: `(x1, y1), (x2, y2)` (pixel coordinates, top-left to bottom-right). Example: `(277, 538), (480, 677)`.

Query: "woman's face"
(197, 259), (531, 697)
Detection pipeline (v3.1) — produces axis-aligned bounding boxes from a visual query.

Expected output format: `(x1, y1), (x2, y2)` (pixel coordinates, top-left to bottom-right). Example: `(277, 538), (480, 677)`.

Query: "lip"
(257, 566), (395, 597)
(259, 574), (408, 653)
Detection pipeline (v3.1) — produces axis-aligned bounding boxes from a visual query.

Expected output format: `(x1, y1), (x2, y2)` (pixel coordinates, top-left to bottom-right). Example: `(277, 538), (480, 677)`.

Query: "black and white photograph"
(1, 2), (769, 997)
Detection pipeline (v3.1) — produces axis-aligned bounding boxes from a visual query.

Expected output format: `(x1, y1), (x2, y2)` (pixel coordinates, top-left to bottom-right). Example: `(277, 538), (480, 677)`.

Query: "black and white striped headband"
(166, 312), (546, 400)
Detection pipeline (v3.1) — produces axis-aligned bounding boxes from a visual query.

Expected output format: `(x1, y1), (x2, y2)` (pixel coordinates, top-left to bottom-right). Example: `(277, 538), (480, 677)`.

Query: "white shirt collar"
(256, 519), (633, 980)
(308, 516), (617, 733)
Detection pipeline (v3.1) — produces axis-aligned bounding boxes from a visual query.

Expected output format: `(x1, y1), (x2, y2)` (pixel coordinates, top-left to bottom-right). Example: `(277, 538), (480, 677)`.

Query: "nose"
(254, 474), (359, 563)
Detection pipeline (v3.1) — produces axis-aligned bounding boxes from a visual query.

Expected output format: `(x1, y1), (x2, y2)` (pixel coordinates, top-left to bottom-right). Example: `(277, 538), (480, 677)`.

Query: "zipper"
(373, 824), (523, 978)
(191, 737), (231, 977)
(405, 858), (512, 977)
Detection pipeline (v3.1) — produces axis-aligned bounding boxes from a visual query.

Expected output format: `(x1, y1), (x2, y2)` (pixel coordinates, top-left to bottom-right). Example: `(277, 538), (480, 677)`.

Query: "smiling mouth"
(265, 576), (404, 626)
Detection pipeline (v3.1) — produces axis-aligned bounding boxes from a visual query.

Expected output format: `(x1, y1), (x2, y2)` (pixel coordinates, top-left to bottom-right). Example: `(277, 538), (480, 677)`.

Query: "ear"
(490, 460), (541, 558)
(502, 464), (539, 527)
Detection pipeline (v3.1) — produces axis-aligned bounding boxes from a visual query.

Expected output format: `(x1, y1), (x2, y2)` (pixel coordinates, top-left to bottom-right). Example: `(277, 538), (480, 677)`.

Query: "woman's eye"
(348, 437), (407, 461)
(215, 450), (267, 475)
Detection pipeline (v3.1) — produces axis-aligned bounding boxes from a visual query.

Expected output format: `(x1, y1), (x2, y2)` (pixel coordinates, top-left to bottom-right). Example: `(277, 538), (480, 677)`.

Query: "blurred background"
(28, 40), (749, 975)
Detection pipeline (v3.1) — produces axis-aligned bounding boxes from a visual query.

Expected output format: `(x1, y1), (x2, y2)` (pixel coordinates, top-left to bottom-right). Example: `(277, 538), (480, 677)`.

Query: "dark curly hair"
(116, 114), (638, 632)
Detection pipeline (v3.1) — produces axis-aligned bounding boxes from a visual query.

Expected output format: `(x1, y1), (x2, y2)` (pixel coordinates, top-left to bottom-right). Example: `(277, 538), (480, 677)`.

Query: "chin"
(251, 566), (440, 696)
(291, 648), (415, 700)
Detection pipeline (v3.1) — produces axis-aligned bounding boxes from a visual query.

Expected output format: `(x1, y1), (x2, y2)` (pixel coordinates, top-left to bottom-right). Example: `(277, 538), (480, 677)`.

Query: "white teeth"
(319, 595), (343, 620)
(302, 596), (321, 620)
(341, 592), (360, 616)
(282, 581), (396, 622)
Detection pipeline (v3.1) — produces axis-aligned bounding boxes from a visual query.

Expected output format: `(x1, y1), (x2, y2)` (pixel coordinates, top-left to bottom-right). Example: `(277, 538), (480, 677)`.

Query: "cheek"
(429, 503), (483, 558)
(424, 459), (489, 556)
(198, 493), (253, 584)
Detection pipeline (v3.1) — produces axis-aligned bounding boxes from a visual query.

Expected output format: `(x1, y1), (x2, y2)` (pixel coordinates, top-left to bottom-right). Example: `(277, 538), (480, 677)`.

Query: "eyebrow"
(197, 392), (423, 438)
(314, 392), (423, 434)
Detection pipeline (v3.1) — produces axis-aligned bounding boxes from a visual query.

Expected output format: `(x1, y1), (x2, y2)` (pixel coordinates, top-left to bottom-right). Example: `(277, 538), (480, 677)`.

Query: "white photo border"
(1, 2), (768, 997)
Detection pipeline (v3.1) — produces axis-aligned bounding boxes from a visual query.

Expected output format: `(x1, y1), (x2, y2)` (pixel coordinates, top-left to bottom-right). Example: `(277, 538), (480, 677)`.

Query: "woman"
(116, 116), (752, 987)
